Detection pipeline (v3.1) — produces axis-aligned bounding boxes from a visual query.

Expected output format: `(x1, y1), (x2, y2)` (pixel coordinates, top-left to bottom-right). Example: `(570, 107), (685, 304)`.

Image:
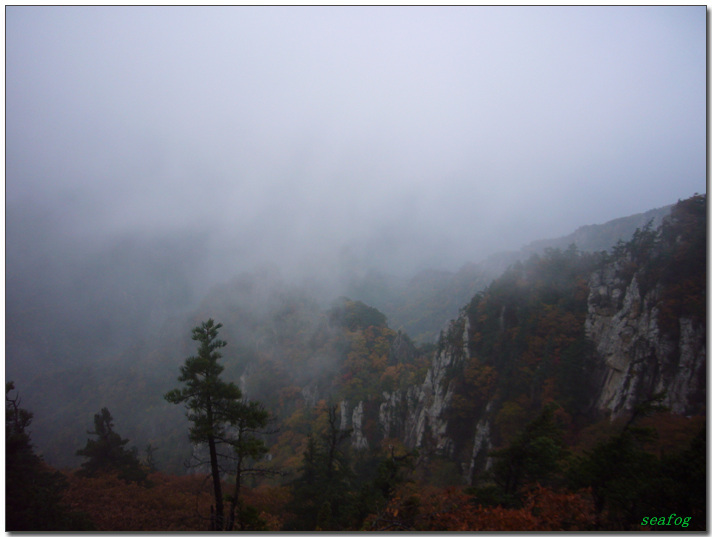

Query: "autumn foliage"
(61, 471), (290, 531)
(366, 483), (595, 531)
(62, 472), (213, 531)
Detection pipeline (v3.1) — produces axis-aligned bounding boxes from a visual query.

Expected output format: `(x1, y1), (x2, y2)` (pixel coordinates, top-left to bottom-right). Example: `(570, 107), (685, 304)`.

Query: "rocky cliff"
(586, 266), (705, 418)
(233, 197), (703, 490)
(372, 195), (705, 482)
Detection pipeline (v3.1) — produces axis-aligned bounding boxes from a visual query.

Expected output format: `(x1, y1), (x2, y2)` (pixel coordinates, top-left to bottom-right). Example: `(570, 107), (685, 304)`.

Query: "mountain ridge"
(348, 203), (673, 343)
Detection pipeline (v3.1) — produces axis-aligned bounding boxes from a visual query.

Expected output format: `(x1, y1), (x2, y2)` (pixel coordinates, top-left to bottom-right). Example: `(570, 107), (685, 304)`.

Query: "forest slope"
(6, 196), (705, 531)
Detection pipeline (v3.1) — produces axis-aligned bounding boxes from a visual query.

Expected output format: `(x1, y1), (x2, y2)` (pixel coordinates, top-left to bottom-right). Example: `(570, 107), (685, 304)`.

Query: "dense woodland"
(6, 195), (706, 531)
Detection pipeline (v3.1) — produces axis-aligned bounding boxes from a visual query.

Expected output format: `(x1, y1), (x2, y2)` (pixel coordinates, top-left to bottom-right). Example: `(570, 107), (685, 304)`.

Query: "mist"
(4, 6), (707, 478)
(7, 7), (705, 282)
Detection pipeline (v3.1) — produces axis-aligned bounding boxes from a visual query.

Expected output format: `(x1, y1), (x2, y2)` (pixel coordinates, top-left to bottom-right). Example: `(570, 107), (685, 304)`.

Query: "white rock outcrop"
(586, 261), (705, 418)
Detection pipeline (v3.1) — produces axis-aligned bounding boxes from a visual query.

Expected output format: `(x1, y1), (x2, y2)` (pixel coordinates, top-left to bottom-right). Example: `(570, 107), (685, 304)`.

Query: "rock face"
(378, 318), (471, 458)
(466, 412), (493, 484)
(337, 400), (370, 450)
(586, 260), (705, 418)
(379, 388), (419, 442)
(375, 203), (705, 482)
(402, 342), (457, 455)
(376, 316), (496, 483)
(350, 401), (369, 450)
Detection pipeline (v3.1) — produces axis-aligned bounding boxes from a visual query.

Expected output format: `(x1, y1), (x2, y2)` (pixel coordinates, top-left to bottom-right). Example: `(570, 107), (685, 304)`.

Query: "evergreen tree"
(225, 400), (271, 531)
(76, 407), (147, 484)
(6, 382), (93, 530)
(164, 318), (243, 530)
(568, 425), (657, 529)
(352, 444), (416, 528)
(286, 405), (355, 530)
(567, 393), (705, 530)
(489, 404), (566, 502)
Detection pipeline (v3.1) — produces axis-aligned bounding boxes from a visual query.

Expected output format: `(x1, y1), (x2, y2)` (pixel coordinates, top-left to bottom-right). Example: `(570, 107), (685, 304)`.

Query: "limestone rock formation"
(587, 261), (705, 418)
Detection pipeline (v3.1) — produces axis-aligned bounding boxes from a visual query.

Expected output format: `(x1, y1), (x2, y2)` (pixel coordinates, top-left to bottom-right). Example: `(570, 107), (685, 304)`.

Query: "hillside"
(7, 195), (705, 530)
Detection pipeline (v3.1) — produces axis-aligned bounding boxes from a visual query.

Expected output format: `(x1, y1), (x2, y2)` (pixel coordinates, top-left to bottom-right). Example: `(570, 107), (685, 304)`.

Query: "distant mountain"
(521, 204), (672, 254)
(349, 204), (673, 343)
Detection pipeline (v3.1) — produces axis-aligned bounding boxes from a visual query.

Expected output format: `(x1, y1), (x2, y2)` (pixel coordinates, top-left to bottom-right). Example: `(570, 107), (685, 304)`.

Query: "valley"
(6, 195), (705, 530)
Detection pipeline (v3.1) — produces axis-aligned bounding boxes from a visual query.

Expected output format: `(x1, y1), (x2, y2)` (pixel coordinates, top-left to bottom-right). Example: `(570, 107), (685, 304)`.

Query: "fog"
(5, 6), (706, 472)
(7, 7), (705, 281)
(6, 6), (706, 356)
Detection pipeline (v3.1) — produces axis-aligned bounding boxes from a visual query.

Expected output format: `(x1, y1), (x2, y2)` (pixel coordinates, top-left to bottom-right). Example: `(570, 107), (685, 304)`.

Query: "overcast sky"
(6, 6), (706, 278)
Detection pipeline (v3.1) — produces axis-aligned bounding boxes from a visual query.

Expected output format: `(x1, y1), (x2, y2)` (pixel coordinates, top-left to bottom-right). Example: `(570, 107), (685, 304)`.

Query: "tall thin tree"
(165, 319), (242, 530)
(225, 400), (271, 530)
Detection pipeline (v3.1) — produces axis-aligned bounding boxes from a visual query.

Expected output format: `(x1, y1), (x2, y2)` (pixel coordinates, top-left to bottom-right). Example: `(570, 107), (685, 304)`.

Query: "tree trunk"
(227, 456), (242, 531)
(208, 435), (224, 530)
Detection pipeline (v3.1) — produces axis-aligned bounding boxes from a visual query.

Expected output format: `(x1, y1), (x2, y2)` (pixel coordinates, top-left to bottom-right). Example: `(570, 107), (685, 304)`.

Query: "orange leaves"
(62, 471), (290, 531)
(515, 484), (596, 531)
(467, 363), (498, 397)
(338, 324), (396, 401)
(463, 486), (595, 531)
(241, 485), (292, 530)
(63, 472), (214, 531)
(434, 499), (538, 531)
(379, 364), (402, 392)
(367, 483), (595, 531)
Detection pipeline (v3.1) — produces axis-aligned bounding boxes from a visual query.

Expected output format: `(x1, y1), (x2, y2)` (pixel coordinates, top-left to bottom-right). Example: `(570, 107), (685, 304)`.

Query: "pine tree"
(164, 318), (243, 530)
(7, 382), (93, 530)
(225, 400), (271, 531)
(286, 405), (355, 530)
(76, 407), (147, 484)
(490, 404), (565, 501)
